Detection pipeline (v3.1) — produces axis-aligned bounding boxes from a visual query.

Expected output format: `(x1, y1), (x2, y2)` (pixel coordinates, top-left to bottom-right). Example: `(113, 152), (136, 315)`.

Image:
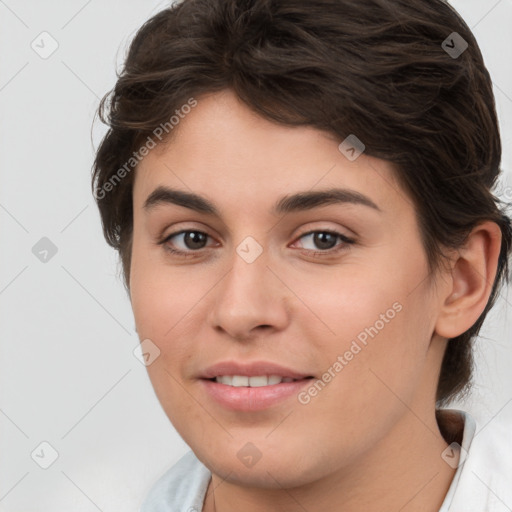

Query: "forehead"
(132, 90), (408, 219)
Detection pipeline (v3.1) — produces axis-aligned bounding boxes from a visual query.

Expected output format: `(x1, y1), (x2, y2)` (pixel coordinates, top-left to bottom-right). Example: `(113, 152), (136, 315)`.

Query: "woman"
(92, 0), (512, 510)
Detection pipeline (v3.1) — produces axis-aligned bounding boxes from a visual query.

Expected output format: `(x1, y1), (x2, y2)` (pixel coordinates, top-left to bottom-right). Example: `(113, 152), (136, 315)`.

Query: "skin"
(129, 89), (502, 512)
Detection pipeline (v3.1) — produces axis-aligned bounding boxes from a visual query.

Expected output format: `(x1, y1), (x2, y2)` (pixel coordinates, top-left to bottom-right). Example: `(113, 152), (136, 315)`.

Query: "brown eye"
(296, 230), (355, 254)
(161, 230), (212, 255)
(180, 231), (208, 250)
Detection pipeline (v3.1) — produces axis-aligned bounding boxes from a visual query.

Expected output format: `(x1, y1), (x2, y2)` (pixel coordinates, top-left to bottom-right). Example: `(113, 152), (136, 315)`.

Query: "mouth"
(205, 375), (315, 387)
(198, 360), (315, 410)
(200, 375), (315, 411)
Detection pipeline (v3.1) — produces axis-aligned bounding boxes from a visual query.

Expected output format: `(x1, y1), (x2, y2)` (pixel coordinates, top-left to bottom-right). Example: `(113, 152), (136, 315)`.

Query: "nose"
(207, 246), (290, 341)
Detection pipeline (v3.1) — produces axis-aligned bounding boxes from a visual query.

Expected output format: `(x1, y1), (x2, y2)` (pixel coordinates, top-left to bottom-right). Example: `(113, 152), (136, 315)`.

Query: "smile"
(213, 375), (309, 386)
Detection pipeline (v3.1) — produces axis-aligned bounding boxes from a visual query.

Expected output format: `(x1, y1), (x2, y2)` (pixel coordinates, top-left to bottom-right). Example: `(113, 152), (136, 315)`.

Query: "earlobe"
(435, 221), (502, 339)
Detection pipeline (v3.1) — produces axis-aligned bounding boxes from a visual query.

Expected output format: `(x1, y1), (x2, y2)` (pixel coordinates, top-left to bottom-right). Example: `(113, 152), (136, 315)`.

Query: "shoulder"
(443, 409), (512, 512)
(140, 450), (212, 512)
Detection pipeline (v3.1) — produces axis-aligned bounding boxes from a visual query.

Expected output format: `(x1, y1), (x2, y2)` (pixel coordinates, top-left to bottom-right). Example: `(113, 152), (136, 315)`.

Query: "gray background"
(0, 1), (511, 510)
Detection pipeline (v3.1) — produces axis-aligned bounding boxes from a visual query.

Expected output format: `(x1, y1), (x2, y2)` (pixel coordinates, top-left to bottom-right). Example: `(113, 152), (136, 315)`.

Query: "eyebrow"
(143, 186), (382, 215)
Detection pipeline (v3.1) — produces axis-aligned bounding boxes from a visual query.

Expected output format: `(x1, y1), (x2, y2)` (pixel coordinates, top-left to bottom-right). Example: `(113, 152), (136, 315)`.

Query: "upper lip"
(200, 360), (312, 380)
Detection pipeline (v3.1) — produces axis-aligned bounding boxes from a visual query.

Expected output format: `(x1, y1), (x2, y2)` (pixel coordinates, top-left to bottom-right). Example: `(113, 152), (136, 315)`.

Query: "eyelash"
(158, 229), (355, 258)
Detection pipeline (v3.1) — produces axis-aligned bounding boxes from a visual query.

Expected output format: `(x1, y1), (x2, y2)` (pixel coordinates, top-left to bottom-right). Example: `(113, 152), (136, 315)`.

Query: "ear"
(435, 221), (502, 339)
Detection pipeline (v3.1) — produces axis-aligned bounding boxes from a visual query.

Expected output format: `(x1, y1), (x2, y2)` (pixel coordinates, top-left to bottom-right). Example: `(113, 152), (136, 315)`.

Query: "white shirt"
(140, 409), (512, 511)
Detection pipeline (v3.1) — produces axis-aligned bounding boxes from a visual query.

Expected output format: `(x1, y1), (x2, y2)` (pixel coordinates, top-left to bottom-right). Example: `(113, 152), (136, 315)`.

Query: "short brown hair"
(92, 0), (512, 406)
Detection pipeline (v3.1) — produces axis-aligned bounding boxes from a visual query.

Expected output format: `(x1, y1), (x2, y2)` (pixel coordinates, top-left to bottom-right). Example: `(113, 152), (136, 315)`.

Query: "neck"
(203, 408), (462, 512)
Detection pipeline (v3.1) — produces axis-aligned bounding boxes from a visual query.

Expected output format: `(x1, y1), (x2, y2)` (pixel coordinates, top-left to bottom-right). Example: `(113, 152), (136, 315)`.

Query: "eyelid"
(159, 228), (218, 250)
(159, 225), (355, 258)
(291, 228), (355, 252)
(159, 222), (217, 243)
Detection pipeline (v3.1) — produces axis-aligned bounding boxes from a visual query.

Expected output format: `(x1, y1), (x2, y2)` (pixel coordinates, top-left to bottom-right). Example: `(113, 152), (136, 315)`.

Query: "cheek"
(130, 240), (199, 337)
(129, 245), (217, 397)
(302, 263), (432, 404)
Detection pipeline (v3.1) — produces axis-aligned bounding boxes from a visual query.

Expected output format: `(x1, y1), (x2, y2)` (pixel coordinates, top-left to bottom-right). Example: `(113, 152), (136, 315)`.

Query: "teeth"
(247, 376), (267, 387)
(268, 375), (283, 385)
(232, 375), (249, 387)
(214, 375), (297, 387)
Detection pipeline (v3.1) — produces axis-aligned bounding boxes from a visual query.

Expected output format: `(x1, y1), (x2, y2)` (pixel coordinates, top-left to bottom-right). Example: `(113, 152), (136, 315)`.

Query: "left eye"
(294, 230), (354, 253)
(160, 229), (354, 256)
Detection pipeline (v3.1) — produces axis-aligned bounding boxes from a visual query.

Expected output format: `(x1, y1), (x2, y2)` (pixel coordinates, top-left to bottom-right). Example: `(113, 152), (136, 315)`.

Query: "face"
(129, 89), (447, 488)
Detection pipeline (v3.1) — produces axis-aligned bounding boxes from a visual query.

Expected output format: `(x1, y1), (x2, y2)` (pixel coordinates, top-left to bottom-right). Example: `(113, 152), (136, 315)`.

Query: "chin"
(197, 443), (333, 489)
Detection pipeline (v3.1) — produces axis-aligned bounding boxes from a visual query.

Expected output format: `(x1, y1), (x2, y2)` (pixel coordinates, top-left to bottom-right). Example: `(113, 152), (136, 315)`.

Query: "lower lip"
(200, 378), (313, 411)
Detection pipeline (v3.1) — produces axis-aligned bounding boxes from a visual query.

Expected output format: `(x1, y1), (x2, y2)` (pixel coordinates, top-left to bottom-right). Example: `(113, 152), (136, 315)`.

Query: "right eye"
(160, 230), (215, 257)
